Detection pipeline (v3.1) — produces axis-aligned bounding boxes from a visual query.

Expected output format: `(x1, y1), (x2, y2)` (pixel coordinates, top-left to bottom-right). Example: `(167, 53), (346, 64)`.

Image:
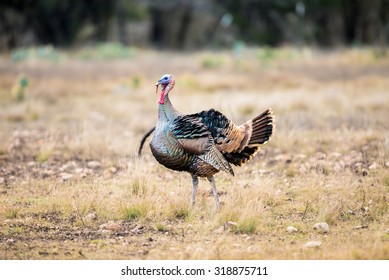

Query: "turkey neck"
(158, 91), (179, 123)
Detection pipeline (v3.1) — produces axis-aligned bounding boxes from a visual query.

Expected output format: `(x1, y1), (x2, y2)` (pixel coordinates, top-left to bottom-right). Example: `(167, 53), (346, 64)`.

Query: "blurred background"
(1, 0), (389, 51)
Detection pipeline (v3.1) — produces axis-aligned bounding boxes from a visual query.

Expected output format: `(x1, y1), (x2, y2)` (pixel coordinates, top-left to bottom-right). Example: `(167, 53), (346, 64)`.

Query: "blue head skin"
(155, 74), (172, 92)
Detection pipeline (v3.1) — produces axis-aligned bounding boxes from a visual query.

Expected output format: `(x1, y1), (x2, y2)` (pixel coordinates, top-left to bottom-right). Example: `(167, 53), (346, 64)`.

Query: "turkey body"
(148, 74), (274, 209)
(150, 134), (219, 177)
(150, 114), (220, 177)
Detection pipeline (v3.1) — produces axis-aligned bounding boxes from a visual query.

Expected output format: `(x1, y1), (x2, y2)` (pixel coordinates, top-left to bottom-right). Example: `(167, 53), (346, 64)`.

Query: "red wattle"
(158, 90), (165, 104)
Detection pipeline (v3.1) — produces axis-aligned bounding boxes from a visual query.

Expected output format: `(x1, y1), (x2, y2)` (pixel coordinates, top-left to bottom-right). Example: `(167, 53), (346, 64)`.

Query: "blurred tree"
(343, 0), (389, 45)
(149, 0), (223, 49)
(0, 0), (388, 50)
(0, 0), (116, 48)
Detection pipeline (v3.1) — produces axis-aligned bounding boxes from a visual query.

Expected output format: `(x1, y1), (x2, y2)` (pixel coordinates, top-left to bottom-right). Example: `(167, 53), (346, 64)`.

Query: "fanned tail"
(248, 108), (274, 146)
(224, 108), (274, 166)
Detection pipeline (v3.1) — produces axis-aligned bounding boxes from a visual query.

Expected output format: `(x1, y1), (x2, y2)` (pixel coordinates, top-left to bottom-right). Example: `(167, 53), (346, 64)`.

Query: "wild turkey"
(147, 74), (274, 209)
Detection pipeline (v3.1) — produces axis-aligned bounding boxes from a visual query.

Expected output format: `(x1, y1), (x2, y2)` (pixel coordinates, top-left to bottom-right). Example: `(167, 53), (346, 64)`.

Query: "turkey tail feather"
(223, 108), (274, 166)
(248, 108), (274, 146)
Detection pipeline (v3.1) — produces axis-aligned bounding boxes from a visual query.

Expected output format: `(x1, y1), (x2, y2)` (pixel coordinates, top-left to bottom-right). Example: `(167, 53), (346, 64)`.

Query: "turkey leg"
(190, 174), (199, 206)
(207, 176), (220, 210)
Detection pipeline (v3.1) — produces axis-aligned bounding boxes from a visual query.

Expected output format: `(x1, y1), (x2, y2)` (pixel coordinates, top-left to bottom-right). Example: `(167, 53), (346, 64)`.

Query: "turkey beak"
(155, 82), (160, 94)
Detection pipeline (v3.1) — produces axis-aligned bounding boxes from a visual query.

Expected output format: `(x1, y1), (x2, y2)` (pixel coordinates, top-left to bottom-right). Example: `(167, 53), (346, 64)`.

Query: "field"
(0, 46), (388, 259)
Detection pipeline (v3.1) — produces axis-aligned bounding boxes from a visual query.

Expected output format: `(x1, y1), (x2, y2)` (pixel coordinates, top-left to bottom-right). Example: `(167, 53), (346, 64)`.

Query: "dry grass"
(0, 47), (388, 260)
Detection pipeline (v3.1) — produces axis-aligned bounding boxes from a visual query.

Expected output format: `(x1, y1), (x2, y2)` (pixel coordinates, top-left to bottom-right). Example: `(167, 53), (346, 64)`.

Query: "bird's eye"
(164, 77), (168, 80)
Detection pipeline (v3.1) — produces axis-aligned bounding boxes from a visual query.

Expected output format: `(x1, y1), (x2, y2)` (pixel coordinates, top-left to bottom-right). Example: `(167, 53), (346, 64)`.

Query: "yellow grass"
(0, 47), (388, 259)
